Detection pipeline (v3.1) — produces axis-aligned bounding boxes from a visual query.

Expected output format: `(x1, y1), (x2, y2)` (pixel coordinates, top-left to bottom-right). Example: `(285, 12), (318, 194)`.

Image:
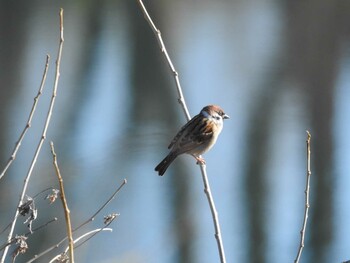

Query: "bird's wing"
(170, 117), (214, 154)
(167, 114), (201, 149)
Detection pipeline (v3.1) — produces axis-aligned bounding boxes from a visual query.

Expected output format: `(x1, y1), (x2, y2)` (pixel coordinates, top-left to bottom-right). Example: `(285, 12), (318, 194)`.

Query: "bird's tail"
(155, 152), (177, 176)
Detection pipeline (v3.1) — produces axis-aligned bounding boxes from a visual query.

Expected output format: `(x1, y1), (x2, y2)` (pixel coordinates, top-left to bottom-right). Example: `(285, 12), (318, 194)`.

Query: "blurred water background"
(0, 0), (350, 262)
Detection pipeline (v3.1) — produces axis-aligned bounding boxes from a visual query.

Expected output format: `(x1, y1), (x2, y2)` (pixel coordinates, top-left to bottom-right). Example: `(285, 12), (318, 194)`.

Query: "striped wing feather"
(168, 114), (213, 155)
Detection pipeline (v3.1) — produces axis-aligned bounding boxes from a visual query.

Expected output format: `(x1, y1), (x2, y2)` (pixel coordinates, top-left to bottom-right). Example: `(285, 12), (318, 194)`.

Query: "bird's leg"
(192, 155), (206, 165)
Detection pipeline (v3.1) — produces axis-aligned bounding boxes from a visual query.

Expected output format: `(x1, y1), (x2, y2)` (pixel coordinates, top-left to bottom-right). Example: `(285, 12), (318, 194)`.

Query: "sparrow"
(155, 105), (229, 176)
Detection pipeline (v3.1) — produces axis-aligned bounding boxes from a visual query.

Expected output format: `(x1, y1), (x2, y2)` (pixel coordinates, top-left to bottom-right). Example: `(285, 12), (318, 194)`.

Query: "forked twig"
(0, 9), (64, 263)
(136, 1), (226, 262)
(50, 142), (74, 263)
(294, 131), (312, 263)
(0, 55), (50, 181)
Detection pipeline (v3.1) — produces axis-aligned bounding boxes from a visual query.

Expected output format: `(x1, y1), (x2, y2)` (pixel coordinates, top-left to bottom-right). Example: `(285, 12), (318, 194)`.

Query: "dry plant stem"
(0, 9), (64, 263)
(137, 1), (226, 262)
(50, 142), (74, 263)
(73, 179), (127, 231)
(294, 131), (312, 263)
(137, 0), (190, 121)
(0, 55), (50, 181)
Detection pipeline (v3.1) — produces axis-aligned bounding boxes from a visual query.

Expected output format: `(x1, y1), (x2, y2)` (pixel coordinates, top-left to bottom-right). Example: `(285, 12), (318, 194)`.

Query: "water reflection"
(0, 1), (349, 263)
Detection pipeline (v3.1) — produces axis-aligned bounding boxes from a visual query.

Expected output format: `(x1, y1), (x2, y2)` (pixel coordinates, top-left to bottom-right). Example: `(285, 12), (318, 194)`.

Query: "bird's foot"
(194, 156), (206, 165)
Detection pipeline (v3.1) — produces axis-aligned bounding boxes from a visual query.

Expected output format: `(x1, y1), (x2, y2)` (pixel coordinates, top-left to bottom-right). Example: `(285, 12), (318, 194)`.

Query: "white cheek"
(216, 119), (223, 133)
(214, 115), (223, 126)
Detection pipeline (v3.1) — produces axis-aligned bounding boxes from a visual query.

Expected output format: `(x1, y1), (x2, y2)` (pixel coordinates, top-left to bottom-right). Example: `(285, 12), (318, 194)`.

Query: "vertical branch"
(199, 165), (226, 263)
(136, 1), (226, 262)
(0, 55), (50, 181)
(50, 142), (74, 263)
(136, 0), (191, 122)
(294, 131), (312, 263)
(0, 9), (64, 263)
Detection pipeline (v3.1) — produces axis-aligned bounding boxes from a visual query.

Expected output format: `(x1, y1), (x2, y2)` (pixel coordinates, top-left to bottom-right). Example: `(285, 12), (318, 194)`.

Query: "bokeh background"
(0, 0), (350, 262)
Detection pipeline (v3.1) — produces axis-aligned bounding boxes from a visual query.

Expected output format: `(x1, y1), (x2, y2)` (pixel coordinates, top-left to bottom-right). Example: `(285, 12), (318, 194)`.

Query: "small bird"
(155, 105), (229, 176)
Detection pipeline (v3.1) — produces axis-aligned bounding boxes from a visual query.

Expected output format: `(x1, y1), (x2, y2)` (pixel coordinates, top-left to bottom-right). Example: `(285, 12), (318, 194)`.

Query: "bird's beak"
(223, 114), (230, 119)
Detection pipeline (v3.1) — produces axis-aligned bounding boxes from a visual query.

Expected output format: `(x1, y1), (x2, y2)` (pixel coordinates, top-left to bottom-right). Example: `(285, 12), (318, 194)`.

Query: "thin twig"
(0, 223), (11, 238)
(0, 55), (50, 181)
(50, 142), (74, 263)
(136, 0), (191, 121)
(0, 218), (57, 252)
(136, 1), (226, 262)
(0, 9), (64, 263)
(32, 187), (55, 200)
(294, 131), (312, 263)
(73, 179), (127, 231)
(24, 218), (58, 238)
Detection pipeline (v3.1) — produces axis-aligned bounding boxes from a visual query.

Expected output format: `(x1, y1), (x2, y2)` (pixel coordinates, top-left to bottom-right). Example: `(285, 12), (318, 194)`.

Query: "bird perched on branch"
(155, 105), (229, 176)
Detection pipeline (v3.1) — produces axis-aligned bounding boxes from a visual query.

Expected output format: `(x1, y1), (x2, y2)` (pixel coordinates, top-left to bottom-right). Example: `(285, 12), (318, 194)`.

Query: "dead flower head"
(45, 188), (60, 204)
(104, 213), (119, 225)
(55, 252), (69, 262)
(12, 235), (28, 260)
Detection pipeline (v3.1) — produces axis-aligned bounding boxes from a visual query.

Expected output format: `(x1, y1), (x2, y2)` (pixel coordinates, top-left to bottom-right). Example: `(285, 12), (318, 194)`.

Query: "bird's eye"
(215, 116), (220, 120)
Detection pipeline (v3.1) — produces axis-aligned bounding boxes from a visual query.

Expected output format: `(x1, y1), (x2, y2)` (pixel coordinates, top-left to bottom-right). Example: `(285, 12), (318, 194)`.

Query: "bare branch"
(294, 131), (312, 263)
(50, 141), (74, 263)
(136, 1), (227, 262)
(199, 165), (226, 263)
(0, 54), (50, 181)
(136, 0), (191, 121)
(0, 9), (65, 263)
